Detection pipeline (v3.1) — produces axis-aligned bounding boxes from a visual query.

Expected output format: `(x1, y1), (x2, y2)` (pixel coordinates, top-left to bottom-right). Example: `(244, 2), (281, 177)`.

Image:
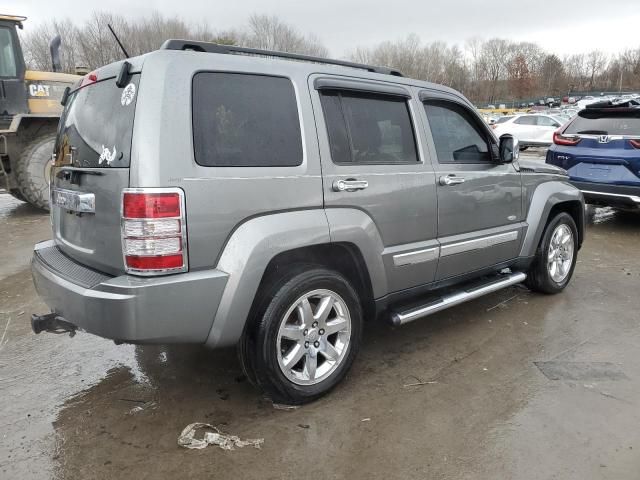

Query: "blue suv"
(546, 101), (640, 210)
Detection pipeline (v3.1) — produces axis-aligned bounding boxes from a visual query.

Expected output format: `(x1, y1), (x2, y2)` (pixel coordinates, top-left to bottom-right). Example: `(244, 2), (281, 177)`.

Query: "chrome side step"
(390, 272), (527, 326)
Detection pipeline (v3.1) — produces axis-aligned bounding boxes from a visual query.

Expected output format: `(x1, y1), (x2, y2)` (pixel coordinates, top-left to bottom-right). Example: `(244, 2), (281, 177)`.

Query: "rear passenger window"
(514, 116), (537, 125)
(423, 101), (491, 163)
(537, 116), (559, 127)
(320, 91), (418, 165)
(192, 73), (302, 167)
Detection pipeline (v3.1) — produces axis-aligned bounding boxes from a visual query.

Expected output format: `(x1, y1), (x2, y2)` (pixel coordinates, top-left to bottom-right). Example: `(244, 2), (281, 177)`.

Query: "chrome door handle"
(439, 175), (465, 186)
(332, 179), (369, 192)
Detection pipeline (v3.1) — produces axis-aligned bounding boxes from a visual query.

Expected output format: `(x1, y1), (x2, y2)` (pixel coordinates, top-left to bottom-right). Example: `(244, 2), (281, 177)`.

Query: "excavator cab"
(0, 15), (28, 129)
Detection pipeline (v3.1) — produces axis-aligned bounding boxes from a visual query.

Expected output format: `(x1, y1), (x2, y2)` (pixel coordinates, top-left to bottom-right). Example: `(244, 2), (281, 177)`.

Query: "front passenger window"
(423, 101), (491, 163)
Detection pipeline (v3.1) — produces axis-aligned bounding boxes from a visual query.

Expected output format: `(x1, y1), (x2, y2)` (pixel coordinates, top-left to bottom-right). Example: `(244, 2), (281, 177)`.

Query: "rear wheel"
(526, 212), (578, 294)
(240, 266), (362, 405)
(15, 133), (55, 211)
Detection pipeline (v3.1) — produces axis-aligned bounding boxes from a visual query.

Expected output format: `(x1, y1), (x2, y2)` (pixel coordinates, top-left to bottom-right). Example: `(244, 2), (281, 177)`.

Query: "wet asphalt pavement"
(1, 150), (640, 479)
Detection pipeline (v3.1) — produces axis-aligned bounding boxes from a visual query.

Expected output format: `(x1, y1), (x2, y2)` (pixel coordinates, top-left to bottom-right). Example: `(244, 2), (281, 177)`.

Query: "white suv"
(493, 114), (563, 148)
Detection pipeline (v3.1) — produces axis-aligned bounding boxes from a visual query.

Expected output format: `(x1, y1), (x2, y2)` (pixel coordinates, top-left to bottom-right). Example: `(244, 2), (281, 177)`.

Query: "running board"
(389, 272), (527, 326)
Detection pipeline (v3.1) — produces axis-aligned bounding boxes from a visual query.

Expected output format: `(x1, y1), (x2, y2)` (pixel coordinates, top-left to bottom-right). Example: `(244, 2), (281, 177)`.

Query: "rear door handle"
(439, 175), (465, 186)
(333, 179), (369, 192)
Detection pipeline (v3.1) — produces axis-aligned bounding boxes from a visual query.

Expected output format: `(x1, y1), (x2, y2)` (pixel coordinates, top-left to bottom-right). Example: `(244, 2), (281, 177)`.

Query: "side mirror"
(499, 134), (519, 164)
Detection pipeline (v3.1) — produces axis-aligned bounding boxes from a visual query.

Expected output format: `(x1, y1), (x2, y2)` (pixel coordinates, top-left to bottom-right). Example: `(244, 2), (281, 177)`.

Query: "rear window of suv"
(565, 114), (640, 135)
(193, 73), (303, 167)
(54, 75), (140, 168)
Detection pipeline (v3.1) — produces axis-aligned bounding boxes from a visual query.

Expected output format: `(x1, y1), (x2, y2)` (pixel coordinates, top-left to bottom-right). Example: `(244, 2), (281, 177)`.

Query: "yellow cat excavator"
(0, 14), (80, 210)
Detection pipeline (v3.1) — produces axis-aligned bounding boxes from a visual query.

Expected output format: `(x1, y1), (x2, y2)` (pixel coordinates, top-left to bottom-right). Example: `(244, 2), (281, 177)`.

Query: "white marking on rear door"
(99, 145), (117, 165)
(121, 83), (136, 106)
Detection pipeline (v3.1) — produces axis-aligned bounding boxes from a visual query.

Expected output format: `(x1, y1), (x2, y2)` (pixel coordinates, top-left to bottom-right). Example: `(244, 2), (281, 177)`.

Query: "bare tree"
(241, 14), (328, 57)
(586, 50), (608, 89)
(20, 18), (81, 72)
(19, 13), (640, 100)
(481, 38), (511, 103)
(20, 11), (327, 73)
(540, 54), (565, 94)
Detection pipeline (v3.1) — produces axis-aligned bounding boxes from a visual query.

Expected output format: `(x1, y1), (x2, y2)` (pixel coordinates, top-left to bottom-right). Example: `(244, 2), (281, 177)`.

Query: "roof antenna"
(107, 24), (130, 58)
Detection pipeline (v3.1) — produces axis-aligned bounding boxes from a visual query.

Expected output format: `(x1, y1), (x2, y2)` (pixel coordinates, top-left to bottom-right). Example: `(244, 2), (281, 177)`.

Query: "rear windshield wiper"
(576, 130), (608, 135)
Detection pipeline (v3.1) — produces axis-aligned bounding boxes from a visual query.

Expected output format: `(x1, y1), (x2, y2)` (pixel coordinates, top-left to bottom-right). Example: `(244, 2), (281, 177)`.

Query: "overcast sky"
(6, 0), (640, 57)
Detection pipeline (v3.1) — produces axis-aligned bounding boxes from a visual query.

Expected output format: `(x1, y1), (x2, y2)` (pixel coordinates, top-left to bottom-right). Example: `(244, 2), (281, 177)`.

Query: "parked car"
(30, 40), (584, 404)
(492, 113), (564, 148)
(547, 101), (640, 210)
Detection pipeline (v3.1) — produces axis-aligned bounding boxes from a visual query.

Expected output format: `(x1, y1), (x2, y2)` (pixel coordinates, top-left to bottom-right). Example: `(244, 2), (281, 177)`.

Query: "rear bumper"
(31, 240), (229, 343)
(570, 180), (640, 208)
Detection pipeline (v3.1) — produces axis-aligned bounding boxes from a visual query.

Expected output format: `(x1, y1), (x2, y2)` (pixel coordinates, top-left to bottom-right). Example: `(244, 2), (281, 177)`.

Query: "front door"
(420, 93), (524, 280)
(310, 75), (439, 294)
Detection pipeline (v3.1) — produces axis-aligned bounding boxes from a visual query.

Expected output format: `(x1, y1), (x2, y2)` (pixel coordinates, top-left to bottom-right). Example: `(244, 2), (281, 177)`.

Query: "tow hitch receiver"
(31, 313), (78, 337)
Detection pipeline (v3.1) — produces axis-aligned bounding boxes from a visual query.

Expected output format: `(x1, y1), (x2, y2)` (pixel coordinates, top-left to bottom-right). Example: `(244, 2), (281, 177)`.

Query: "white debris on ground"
(178, 423), (264, 451)
(272, 403), (299, 411)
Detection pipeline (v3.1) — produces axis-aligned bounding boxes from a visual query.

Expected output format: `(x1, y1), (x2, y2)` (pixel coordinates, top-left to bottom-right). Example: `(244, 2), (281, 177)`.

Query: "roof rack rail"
(160, 39), (404, 77)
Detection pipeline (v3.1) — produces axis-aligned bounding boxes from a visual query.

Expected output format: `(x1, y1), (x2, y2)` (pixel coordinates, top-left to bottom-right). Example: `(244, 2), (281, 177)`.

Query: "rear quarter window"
(192, 73), (303, 167)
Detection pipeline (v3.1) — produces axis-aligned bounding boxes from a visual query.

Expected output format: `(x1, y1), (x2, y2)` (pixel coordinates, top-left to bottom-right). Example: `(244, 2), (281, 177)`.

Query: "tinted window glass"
(424, 101), (491, 163)
(564, 115), (640, 135)
(54, 75), (140, 168)
(496, 116), (512, 124)
(0, 28), (17, 77)
(193, 73), (302, 167)
(514, 116), (537, 125)
(320, 91), (418, 164)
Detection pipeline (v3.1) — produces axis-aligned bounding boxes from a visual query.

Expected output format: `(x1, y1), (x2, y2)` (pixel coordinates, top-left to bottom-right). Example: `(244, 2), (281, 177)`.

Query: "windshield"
(0, 27), (17, 77)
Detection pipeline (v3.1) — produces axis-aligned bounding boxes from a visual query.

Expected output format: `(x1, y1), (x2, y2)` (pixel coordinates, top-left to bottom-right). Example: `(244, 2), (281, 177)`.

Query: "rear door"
(512, 115), (537, 143)
(419, 92), (524, 280)
(51, 72), (140, 275)
(309, 75), (439, 293)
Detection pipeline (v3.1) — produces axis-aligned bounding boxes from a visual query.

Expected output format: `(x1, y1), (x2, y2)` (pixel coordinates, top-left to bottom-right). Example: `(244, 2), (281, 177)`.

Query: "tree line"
(21, 12), (640, 105)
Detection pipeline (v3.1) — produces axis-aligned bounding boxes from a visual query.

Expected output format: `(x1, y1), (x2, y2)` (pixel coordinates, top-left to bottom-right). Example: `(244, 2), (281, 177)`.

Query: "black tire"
(525, 212), (578, 294)
(15, 133), (55, 211)
(240, 265), (363, 405)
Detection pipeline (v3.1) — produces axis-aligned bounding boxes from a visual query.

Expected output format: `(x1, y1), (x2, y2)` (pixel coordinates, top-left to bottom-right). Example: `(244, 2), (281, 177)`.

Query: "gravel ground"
(2, 169), (640, 479)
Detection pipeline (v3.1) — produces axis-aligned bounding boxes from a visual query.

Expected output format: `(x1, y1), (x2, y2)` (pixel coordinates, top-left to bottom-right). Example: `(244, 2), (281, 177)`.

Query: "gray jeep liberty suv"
(31, 40), (585, 404)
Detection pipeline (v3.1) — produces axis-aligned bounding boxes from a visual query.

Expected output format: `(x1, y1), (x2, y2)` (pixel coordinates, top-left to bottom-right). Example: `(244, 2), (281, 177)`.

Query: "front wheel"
(240, 266), (363, 405)
(15, 133), (55, 211)
(525, 212), (578, 294)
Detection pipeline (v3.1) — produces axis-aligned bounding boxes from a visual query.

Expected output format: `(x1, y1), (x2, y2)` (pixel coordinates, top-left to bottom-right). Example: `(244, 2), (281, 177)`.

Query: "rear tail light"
(629, 139), (640, 149)
(121, 189), (187, 275)
(553, 130), (581, 146)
